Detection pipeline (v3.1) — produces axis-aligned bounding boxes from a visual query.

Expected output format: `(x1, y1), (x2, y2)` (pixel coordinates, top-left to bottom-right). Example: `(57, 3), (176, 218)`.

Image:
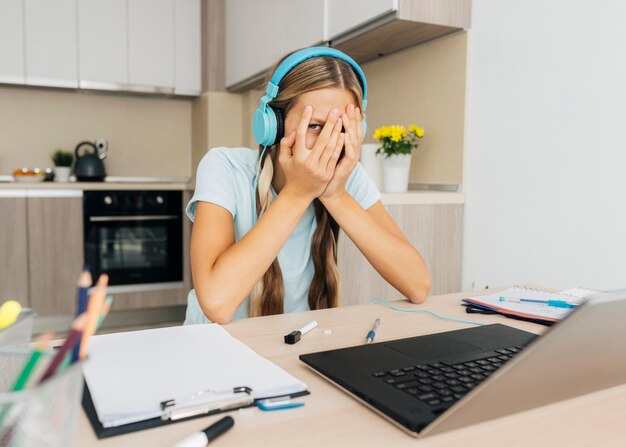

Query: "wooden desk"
(74, 290), (626, 446)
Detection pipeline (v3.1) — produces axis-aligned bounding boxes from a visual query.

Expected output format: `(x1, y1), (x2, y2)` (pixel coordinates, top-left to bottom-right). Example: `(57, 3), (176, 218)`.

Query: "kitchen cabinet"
(128, 0), (175, 90)
(175, 0), (201, 95)
(27, 191), (84, 316)
(0, 0), (25, 85)
(0, 193), (29, 308)
(78, 0), (128, 86)
(225, 0), (325, 91)
(338, 203), (463, 306)
(324, 0), (396, 42)
(226, 0), (471, 92)
(24, 0), (78, 88)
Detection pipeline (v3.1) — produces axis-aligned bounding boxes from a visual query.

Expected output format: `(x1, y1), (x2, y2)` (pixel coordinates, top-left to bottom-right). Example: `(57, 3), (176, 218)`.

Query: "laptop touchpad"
(387, 336), (483, 362)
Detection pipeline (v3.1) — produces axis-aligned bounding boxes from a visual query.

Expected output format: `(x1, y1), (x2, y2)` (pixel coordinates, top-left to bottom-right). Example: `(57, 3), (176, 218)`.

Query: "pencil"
(39, 314), (86, 383)
(11, 332), (53, 391)
(71, 269), (93, 362)
(79, 274), (109, 360)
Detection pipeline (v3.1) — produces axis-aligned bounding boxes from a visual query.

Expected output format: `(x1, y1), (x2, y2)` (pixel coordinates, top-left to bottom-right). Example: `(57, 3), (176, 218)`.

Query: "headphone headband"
(266, 47), (368, 110)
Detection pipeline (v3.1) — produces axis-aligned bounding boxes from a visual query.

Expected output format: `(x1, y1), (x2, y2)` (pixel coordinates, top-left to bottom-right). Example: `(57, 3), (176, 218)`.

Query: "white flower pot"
(54, 166), (71, 183)
(382, 153), (411, 193)
(359, 143), (383, 191)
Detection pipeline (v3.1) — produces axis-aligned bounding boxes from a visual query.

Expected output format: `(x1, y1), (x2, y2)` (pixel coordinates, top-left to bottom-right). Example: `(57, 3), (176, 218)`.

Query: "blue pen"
(498, 297), (578, 309)
(365, 318), (381, 344)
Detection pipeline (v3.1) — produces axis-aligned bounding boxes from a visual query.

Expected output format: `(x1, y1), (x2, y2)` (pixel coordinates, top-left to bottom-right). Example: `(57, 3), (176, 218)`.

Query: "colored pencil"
(39, 315), (86, 383)
(71, 269), (92, 362)
(79, 274), (109, 360)
(11, 332), (53, 391)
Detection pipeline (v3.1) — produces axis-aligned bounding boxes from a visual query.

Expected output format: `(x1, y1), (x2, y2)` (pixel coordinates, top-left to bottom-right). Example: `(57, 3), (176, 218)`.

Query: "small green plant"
(51, 149), (73, 167)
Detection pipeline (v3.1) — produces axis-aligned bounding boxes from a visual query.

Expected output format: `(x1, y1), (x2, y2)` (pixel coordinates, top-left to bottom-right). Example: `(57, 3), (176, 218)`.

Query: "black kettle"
(74, 141), (106, 181)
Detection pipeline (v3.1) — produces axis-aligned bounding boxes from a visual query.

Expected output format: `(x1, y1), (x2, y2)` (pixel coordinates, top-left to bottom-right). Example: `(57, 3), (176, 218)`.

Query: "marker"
(365, 318), (381, 344)
(498, 297), (578, 309)
(284, 320), (317, 344)
(172, 415), (234, 447)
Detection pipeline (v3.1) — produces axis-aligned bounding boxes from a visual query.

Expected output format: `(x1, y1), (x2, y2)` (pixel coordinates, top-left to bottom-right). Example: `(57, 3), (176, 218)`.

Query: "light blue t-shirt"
(184, 147), (381, 324)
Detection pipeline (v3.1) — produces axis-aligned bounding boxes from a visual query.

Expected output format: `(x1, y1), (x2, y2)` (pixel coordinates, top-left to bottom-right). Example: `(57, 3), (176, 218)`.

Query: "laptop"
(300, 291), (626, 437)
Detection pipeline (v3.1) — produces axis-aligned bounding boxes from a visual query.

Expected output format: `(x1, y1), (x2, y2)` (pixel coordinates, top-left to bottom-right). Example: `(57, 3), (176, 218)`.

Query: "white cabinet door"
(325, 0), (396, 42)
(0, 0), (25, 84)
(24, 0), (78, 87)
(225, 0), (324, 90)
(128, 0), (175, 90)
(78, 0), (128, 86)
(174, 0), (201, 95)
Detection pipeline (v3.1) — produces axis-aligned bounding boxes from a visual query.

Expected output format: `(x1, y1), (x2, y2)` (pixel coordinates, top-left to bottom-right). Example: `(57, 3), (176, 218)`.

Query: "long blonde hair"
(248, 51), (365, 317)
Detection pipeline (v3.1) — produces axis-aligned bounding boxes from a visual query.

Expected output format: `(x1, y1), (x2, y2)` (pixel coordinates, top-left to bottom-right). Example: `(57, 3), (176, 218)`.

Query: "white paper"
(83, 324), (306, 428)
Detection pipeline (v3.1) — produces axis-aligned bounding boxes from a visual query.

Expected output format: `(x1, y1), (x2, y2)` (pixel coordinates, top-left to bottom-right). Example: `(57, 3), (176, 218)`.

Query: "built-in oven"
(83, 190), (183, 291)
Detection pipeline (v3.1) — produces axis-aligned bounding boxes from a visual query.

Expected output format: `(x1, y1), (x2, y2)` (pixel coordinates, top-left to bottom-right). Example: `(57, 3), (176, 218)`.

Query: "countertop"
(0, 179), (464, 204)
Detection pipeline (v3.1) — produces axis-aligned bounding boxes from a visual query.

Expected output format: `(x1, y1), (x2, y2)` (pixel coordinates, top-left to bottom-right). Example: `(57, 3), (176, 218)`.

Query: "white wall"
(462, 0), (626, 291)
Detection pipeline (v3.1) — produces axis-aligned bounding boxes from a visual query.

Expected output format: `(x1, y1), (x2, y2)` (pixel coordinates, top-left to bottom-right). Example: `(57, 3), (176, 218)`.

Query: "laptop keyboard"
(372, 346), (525, 409)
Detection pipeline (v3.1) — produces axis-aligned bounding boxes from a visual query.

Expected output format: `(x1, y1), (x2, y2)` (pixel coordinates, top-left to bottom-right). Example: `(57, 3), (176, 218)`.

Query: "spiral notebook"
(462, 286), (605, 323)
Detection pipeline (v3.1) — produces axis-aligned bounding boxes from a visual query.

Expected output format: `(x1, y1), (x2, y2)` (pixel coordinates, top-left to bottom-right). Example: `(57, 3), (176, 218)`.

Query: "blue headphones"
(252, 46), (368, 147)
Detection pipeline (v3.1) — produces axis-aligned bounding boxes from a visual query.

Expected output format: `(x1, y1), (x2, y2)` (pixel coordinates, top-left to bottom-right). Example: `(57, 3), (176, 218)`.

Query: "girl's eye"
(308, 124), (322, 132)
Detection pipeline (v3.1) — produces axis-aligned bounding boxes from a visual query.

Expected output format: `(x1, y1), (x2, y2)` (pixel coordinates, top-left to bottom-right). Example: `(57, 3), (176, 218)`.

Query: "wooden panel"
(0, 197), (29, 307)
(338, 204), (462, 306)
(398, 0), (472, 28)
(333, 19), (458, 64)
(27, 197), (83, 316)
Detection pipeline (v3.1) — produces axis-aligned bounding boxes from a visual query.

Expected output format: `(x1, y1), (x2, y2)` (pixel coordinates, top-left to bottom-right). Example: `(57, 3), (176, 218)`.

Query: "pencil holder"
(0, 335), (85, 446)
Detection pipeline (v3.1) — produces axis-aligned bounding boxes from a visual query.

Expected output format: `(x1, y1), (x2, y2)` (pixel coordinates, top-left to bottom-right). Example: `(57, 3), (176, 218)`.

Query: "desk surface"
(74, 289), (626, 446)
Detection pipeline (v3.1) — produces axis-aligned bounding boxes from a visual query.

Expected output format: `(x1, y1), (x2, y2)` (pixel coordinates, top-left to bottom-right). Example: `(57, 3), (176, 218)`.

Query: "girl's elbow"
(406, 276), (432, 304)
(196, 288), (235, 324)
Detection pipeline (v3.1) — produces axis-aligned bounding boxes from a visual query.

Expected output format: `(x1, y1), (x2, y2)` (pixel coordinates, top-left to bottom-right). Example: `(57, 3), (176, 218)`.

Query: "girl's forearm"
(198, 189), (311, 322)
(321, 192), (431, 303)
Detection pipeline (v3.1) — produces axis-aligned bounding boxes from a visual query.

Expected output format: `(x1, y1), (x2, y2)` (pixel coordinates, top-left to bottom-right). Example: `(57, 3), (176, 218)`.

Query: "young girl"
(185, 47), (431, 324)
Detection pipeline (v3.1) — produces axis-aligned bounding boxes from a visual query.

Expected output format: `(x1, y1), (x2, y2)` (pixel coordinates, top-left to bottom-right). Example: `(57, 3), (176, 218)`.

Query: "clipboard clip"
(160, 386), (253, 421)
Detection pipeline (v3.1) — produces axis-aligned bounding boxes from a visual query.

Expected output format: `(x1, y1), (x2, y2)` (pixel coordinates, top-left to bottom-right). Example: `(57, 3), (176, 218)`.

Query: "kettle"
(74, 141), (106, 181)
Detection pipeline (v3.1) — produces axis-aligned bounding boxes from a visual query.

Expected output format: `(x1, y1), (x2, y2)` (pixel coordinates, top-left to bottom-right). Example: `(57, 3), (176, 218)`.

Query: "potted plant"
(51, 149), (73, 183)
(373, 124), (424, 192)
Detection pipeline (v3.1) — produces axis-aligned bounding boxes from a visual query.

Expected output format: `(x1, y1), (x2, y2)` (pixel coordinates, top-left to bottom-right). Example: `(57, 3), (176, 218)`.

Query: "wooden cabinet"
(26, 192), (84, 316)
(0, 193), (29, 308)
(128, 0), (175, 90)
(0, 0), (25, 85)
(24, 0), (78, 88)
(78, 0), (128, 85)
(338, 204), (463, 306)
(225, 0), (325, 91)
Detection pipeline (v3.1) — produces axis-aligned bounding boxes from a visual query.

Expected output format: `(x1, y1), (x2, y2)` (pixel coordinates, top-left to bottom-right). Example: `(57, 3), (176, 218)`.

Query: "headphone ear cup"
(253, 106), (277, 147)
(272, 107), (284, 146)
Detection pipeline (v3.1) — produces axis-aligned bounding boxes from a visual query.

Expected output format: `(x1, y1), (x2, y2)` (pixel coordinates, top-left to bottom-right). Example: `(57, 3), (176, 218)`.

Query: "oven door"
(84, 214), (183, 286)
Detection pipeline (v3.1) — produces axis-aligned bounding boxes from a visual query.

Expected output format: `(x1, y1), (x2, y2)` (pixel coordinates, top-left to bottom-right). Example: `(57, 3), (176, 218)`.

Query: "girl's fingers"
(278, 130), (296, 162)
(311, 108), (340, 156)
(344, 131), (356, 163)
(295, 105), (313, 155)
(325, 133), (345, 174)
(320, 117), (343, 162)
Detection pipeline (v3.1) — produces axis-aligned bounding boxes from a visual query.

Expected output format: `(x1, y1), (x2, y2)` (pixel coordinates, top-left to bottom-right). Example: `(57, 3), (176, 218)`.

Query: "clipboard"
(81, 324), (310, 438)
(82, 381), (309, 438)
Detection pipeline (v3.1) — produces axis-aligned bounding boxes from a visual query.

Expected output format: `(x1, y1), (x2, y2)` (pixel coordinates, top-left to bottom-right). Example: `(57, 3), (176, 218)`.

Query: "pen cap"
(284, 331), (301, 344)
(204, 416), (234, 441)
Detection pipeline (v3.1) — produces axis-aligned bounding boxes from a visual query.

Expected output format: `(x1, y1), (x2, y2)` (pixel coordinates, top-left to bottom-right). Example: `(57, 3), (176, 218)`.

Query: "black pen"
(172, 416), (234, 447)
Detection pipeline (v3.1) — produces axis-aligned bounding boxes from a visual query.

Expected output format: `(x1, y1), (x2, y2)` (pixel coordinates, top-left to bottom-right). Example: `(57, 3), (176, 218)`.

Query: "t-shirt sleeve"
(346, 162), (382, 209)
(186, 148), (237, 222)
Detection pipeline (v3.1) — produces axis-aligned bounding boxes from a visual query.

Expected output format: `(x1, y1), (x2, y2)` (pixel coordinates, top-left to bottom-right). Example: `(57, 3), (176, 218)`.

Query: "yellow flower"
(409, 125), (424, 138)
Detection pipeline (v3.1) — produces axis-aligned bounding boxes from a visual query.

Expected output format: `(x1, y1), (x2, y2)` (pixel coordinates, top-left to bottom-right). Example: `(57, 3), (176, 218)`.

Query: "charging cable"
(369, 297), (485, 327)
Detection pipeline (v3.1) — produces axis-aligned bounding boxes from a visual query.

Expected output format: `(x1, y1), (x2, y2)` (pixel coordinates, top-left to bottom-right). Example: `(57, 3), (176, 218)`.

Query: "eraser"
(284, 330), (301, 344)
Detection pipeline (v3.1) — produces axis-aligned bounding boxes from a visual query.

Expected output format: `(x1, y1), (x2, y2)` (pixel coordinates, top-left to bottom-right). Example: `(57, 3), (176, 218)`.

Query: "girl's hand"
(319, 104), (363, 201)
(278, 105), (345, 202)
